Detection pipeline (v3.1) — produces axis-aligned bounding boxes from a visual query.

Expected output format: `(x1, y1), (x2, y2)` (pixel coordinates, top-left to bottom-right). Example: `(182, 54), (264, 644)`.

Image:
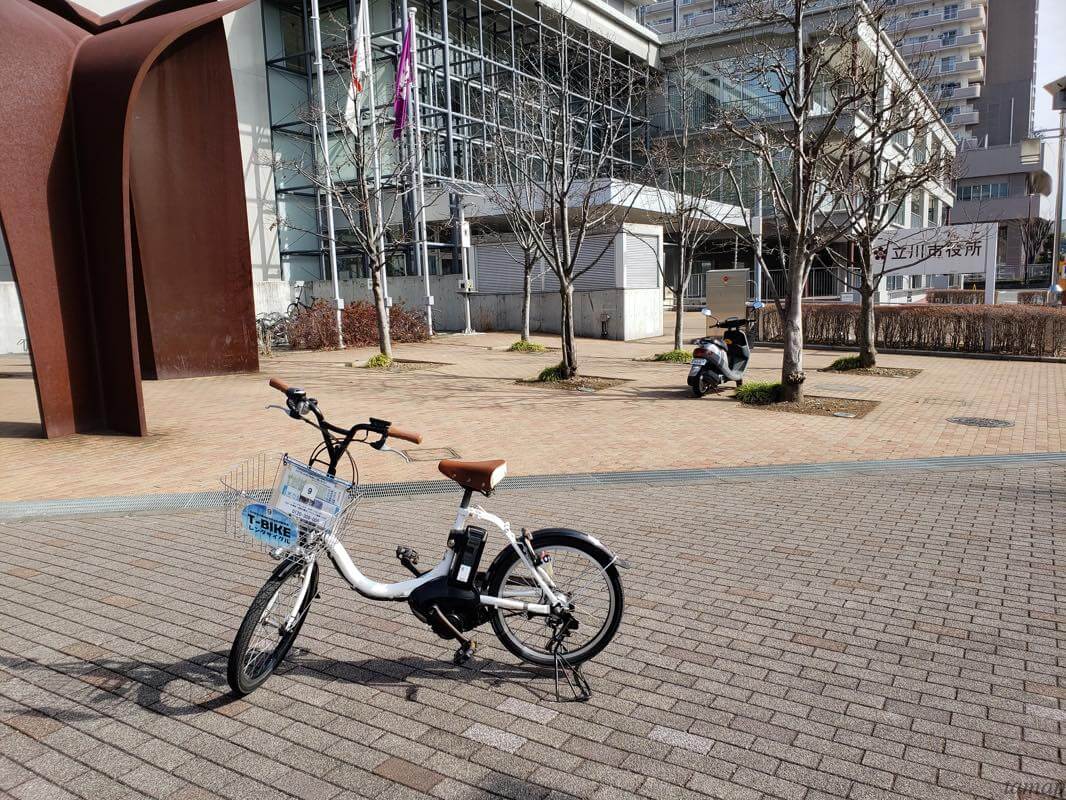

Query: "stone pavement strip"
(2, 330), (1066, 501)
(2, 460), (1065, 800)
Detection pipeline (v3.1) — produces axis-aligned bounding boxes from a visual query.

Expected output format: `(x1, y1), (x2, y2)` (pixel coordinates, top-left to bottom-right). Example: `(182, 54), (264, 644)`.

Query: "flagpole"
(406, 8), (434, 336)
(360, 3), (390, 308)
(310, 0), (345, 348)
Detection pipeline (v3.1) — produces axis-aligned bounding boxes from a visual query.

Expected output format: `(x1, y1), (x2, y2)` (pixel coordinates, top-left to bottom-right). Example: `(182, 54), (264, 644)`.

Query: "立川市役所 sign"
(872, 222), (998, 276)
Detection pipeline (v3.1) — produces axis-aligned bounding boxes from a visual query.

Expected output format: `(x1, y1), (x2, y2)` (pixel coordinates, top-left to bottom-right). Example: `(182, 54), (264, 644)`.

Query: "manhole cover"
(947, 417), (1014, 428)
(403, 447), (460, 462)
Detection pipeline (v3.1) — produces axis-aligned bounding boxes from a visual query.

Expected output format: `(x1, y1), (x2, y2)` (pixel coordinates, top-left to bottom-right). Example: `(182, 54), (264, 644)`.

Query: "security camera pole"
(1045, 76), (1066, 297)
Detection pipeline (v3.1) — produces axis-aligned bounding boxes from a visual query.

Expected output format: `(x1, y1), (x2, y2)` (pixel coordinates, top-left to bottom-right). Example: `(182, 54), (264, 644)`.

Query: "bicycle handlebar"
(387, 426), (422, 445)
(266, 377), (422, 445)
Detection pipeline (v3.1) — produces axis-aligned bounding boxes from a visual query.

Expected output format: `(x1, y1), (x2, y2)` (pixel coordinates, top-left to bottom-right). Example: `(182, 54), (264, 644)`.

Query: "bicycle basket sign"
(241, 503), (298, 548)
(272, 457), (352, 531)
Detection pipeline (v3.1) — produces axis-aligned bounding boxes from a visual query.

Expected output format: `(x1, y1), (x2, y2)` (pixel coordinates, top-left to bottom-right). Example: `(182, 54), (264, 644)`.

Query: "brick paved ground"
(2, 461), (1064, 800)
(2, 327), (1065, 501)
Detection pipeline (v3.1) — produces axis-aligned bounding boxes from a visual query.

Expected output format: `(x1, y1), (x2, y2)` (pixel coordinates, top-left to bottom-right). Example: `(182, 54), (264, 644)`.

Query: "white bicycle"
(223, 378), (626, 700)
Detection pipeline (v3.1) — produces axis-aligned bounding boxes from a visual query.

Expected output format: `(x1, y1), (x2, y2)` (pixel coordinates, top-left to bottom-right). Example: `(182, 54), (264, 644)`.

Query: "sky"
(77, 0), (1066, 129)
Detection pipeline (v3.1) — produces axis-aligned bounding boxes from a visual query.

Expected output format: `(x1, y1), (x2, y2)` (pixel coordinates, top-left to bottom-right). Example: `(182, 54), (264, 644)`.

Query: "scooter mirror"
(700, 308), (714, 316)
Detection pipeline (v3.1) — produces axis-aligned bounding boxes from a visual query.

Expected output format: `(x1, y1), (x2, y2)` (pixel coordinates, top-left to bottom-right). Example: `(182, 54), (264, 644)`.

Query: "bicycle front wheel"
(485, 532), (623, 667)
(227, 559), (318, 696)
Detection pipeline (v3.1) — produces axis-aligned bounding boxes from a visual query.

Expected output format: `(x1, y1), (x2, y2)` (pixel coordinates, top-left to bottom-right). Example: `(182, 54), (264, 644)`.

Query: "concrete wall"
(254, 279), (293, 316)
(0, 283), (26, 355)
(300, 276), (663, 340)
(0, 233), (26, 354)
(469, 289), (627, 339)
(225, 2), (282, 282)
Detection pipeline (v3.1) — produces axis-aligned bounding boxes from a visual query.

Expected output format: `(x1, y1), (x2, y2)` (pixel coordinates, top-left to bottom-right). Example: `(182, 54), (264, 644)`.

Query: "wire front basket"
(221, 453), (360, 564)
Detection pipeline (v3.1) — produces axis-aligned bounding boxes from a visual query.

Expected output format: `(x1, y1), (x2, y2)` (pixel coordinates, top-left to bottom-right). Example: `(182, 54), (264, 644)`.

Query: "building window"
(910, 193), (922, 229)
(958, 182), (1010, 201)
(944, 4), (959, 20)
(939, 82), (959, 98)
(940, 30), (957, 45)
(928, 197), (938, 226)
(941, 56), (956, 73)
(943, 106), (959, 122)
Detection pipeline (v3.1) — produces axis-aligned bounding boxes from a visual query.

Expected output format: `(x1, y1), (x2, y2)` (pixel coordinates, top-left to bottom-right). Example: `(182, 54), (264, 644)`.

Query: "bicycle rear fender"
(487, 528), (630, 573)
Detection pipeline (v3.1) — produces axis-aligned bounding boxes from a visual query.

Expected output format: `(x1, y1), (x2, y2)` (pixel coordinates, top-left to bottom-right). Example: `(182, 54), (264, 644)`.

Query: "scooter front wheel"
(227, 559), (318, 696)
(484, 532), (624, 667)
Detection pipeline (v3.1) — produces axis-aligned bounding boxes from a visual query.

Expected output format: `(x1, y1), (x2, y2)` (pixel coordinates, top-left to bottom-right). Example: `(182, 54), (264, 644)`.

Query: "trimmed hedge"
(758, 303), (1066, 357)
(286, 299), (429, 350)
(926, 289), (984, 305)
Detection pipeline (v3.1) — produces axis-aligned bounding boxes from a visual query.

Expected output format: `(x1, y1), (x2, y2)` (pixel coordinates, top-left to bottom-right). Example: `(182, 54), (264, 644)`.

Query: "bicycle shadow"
(0, 643), (572, 722)
(282, 651), (566, 703)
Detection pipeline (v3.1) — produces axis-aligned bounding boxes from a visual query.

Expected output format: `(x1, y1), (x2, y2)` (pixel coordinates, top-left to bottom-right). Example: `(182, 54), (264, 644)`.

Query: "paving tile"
(2, 464), (1065, 800)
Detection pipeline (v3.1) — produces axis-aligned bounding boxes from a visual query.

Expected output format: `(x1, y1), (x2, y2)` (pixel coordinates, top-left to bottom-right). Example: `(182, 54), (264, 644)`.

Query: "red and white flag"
(344, 1), (370, 134)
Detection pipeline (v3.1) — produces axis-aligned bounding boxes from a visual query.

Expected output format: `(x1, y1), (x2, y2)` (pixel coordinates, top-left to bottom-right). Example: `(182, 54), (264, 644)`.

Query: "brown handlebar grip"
(268, 377), (291, 394)
(388, 426), (422, 445)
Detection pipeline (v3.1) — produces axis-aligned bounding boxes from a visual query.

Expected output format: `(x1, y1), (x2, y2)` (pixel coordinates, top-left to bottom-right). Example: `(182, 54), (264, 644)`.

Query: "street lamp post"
(1044, 77), (1066, 299)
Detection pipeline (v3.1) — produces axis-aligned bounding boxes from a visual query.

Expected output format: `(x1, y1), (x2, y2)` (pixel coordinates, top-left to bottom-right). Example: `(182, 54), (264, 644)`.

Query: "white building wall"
(225, 1), (282, 283)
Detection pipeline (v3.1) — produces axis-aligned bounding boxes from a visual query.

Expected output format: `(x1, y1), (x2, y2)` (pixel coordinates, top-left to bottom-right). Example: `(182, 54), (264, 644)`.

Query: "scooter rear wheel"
(691, 372), (713, 397)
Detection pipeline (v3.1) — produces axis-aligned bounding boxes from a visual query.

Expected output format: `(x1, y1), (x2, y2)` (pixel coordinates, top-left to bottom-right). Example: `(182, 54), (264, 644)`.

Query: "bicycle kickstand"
(548, 614), (591, 702)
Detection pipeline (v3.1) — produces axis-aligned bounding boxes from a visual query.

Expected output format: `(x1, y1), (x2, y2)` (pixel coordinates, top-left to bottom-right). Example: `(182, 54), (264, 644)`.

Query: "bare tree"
(479, 13), (647, 377)
(698, 0), (949, 400)
(642, 41), (734, 351)
(263, 34), (426, 357)
(823, 2), (958, 367)
(1020, 214), (1053, 270)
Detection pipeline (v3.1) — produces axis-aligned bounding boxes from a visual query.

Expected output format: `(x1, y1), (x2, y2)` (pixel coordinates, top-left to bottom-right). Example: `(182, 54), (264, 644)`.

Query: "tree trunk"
(370, 256), (392, 358)
(780, 248), (805, 402)
(521, 254), (533, 342)
(559, 281), (577, 377)
(673, 287), (684, 351)
(857, 281), (877, 368)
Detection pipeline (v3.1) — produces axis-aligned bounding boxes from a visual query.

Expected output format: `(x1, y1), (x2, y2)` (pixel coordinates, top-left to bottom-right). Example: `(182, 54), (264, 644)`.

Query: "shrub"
(285, 300), (429, 351)
(508, 340), (547, 353)
(757, 303), (1066, 357)
(926, 289), (984, 305)
(735, 381), (783, 405)
(365, 354), (392, 369)
(537, 362), (568, 382)
(826, 355), (863, 371)
(651, 349), (693, 363)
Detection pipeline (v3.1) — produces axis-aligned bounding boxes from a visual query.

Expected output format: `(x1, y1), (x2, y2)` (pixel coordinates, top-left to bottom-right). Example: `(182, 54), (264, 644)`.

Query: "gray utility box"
(704, 269), (748, 337)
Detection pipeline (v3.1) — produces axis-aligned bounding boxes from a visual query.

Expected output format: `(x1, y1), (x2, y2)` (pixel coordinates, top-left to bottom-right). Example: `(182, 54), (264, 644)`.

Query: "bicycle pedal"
(396, 546), (423, 577)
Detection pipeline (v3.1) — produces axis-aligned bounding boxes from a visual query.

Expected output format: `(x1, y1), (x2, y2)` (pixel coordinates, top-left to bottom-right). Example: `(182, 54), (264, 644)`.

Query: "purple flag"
(392, 17), (414, 140)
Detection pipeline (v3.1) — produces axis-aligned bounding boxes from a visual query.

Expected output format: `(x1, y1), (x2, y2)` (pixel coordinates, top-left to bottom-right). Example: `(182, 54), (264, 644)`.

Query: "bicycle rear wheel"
(227, 559), (318, 696)
(485, 532), (623, 667)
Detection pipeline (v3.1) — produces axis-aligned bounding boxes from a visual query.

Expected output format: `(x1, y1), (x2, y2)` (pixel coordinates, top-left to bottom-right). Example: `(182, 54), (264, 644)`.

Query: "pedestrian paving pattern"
(2, 463), (1064, 799)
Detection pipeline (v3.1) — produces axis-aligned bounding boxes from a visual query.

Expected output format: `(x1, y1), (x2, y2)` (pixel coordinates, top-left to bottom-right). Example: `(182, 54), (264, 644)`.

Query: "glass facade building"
(260, 0), (653, 282)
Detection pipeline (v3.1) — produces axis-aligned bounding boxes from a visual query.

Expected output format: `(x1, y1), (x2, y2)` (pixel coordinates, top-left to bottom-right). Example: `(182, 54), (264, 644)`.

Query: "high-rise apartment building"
(884, 0), (988, 149)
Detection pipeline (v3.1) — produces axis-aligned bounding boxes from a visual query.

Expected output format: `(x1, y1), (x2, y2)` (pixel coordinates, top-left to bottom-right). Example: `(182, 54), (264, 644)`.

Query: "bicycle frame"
(266, 386), (565, 628)
(280, 503), (563, 630)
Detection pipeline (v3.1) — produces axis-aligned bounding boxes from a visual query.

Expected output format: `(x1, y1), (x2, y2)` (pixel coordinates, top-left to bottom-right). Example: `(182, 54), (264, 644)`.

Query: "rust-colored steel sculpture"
(0, 0), (257, 437)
